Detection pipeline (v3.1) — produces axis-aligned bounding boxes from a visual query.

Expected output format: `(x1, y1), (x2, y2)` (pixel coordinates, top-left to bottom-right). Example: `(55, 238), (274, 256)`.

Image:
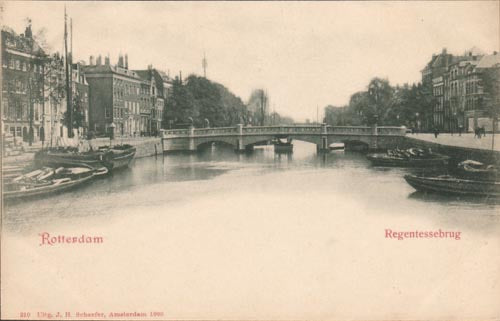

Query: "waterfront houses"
(424, 48), (499, 132)
(134, 66), (172, 135)
(1, 24), (46, 143)
(83, 54), (150, 137)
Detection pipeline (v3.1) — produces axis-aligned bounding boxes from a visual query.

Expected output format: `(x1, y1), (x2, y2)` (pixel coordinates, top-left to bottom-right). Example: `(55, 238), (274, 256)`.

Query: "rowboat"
(404, 174), (500, 197)
(3, 166), (97, 201)
(456, 160), (498, 181)
(367, 148), (449, 167)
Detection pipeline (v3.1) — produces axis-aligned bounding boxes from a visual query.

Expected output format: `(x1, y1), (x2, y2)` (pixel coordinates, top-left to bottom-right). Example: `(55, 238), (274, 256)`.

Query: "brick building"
(83, 54), (153, 137)
(423, 48), (486, 131)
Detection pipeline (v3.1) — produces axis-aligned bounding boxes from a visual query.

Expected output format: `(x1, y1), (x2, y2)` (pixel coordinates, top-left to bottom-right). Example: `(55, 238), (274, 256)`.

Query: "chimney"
(494, 51), (498, 55)
(89, 55), (94, 65)
(118, 54), (124, 68)
(442, 48), (447, 55)
(24, 24), (32, 38)
(96, 55), (102, 66)
(125, 54), (128, 69)
(105, 55), (110, 65)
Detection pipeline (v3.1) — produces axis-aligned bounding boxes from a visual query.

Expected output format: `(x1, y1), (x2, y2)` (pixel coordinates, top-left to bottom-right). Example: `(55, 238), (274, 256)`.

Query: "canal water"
(2, 141), (500, 319)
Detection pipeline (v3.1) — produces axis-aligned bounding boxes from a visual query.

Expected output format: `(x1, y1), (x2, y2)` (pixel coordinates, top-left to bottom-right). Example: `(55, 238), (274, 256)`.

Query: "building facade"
(134, 66), (172, 135)
(83, 54), (155, 137)
(1, 25), (46, 143)
(424, 48), (487, 131)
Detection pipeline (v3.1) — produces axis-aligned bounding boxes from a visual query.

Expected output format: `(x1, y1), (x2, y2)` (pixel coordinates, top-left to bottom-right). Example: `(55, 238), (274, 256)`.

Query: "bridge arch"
(196, 140), (236, 150)
(194, 137), (237, 150)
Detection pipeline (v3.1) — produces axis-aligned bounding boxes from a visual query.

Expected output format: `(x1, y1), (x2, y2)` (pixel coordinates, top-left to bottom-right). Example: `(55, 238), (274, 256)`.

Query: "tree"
(62, 91), (85, 132)
(348, 91), (370, 125)
(164, 77), (199, 127)
(366, 78), (394, 125)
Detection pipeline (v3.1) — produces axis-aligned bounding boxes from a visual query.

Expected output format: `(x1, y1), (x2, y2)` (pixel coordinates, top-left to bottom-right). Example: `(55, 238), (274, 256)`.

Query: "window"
(15, 60), (21, 70)
(22, 62), (27, 71)
(9, 59), (15, 69)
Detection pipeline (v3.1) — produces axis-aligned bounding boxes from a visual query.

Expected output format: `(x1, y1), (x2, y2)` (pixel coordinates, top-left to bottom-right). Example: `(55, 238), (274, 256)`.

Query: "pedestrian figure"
(458, 125), (463, 136)
(481, 126), (486, 137)
(474, 127), (480, 138)
(434, 127), (439, 138)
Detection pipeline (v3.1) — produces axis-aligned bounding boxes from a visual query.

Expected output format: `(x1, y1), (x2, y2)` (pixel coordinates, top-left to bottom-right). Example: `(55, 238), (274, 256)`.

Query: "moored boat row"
(367, 148), (450, 167)
(3, 143), (136, 201)
(367, 147), (499, 198)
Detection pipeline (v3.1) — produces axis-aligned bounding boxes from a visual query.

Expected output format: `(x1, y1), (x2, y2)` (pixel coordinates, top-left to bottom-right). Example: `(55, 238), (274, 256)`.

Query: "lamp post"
(415, 112), (419, 133)
(109, 122), (116, 143)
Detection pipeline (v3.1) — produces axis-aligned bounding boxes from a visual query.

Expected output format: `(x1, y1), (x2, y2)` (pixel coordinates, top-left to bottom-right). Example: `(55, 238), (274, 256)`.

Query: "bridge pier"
(316, 124), (329, 152)
(234, 124), (247, 153)
(187, 126), (197, 152)
(369, 124), (378, 150)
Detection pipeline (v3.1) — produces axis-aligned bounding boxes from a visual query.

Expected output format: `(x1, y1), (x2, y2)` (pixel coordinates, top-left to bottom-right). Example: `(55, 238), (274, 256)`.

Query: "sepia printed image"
(1, 1), (499, 320)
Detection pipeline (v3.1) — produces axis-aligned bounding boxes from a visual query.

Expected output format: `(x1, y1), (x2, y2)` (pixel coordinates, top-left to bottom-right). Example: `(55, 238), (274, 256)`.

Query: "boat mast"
(64, 6), (73, 138)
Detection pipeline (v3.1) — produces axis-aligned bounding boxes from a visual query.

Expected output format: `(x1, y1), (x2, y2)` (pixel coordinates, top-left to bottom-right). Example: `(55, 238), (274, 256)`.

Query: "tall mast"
(64, 6), (73, 138)
(202, 52), (207, 78)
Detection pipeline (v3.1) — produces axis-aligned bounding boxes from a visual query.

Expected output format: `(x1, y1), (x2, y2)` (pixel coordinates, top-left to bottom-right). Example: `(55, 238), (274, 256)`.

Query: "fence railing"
(161, 125), (406, 138)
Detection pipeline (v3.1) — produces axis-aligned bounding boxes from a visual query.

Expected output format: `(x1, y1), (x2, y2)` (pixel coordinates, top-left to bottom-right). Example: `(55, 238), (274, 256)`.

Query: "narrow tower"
(202, 52), (208, 78)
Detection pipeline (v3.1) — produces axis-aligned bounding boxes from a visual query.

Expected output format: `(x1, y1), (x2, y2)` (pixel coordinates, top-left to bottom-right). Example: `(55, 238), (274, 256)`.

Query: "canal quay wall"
(401, 135), (500, 164)
(2, 137), (163, 166)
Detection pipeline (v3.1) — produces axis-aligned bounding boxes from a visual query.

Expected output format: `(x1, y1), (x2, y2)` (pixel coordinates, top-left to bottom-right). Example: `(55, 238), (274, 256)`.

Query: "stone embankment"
(402, 133), (500, 164)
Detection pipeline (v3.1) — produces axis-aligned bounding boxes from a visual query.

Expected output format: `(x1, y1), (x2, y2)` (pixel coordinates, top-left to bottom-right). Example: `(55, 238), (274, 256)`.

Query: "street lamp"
(109, 122), (116, 140)
(453, 112), (457, 134)
(415, 112), (420, 133)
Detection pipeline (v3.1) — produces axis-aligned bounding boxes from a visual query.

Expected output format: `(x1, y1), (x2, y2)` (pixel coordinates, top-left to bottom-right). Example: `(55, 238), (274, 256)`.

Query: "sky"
(2, 1), (499, 121)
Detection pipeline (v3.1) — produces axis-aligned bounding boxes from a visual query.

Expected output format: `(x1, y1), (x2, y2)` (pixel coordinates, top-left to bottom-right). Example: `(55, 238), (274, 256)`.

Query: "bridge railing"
(377, 126), (407, 136)
(162, 125), (407, 137)
(161, 129), (190, 137)
(242, 125), (322, 134)
(194, 127), (237, 136)
(327, 126), (372, 135)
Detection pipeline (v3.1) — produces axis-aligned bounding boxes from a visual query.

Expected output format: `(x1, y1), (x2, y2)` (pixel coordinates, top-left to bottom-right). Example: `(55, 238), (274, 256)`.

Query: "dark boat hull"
(404, 174), (500, 197)
(34, 146), (136, 171)
(367, 154), (449, 167)
(274, 143), (293, 153)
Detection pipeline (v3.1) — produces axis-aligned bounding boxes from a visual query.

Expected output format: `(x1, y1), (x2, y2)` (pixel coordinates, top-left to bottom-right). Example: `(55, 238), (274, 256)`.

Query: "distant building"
(425, 48), (484, 130)
(1, 24), (46, 142)
(83, 54), (151, 137)
(247, 89), (269, 126)
(134, 66), (173, 135)
(465, 52), (500, 131)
